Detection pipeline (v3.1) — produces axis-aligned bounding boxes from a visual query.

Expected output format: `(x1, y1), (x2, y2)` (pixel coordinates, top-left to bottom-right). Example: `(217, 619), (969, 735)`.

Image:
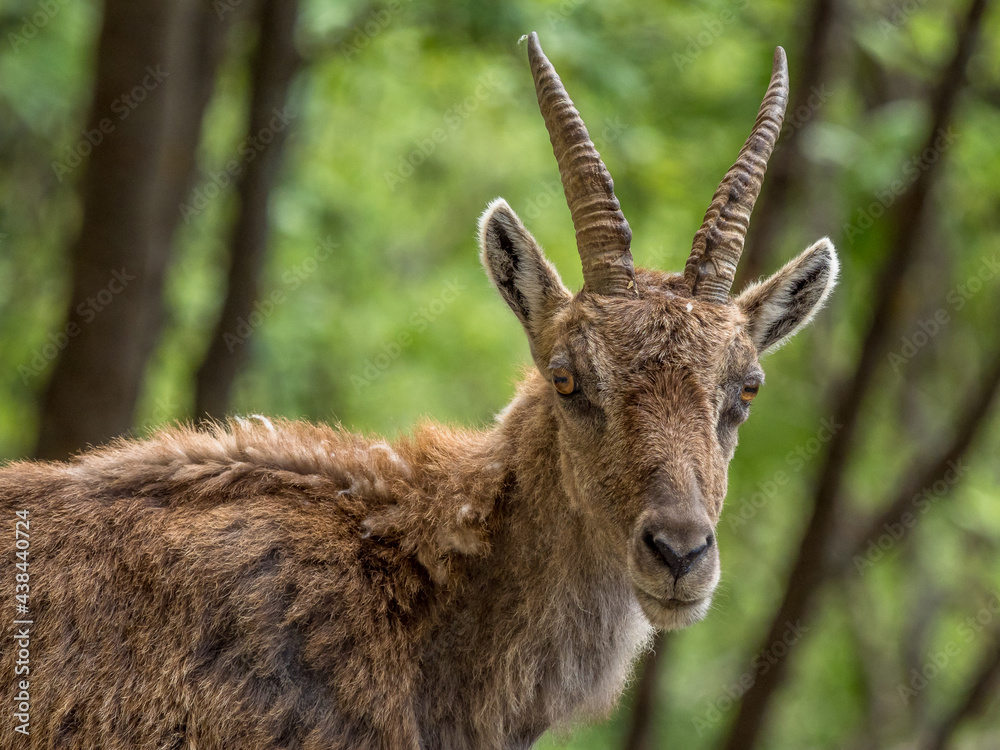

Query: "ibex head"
(480, 34), (837, 629)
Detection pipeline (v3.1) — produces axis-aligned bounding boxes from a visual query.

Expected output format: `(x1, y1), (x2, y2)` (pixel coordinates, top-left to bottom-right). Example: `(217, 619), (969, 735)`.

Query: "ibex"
(1, 33), (836, 749)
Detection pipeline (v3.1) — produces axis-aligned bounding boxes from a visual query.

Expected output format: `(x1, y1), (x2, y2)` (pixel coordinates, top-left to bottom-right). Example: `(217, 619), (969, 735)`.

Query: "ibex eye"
(740, 380), (761, 404)
(552, 367), (576, 396)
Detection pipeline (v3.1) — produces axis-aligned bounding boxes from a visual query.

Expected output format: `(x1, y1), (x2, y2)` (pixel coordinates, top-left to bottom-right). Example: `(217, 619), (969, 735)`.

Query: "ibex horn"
(526, 32), (638, 298)
(684, 47), (789, 304)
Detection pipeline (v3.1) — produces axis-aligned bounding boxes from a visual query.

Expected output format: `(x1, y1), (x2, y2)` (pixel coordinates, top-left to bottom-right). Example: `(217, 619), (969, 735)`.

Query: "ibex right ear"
(736, 237), (839, 355)
(479, 199), (571, 335)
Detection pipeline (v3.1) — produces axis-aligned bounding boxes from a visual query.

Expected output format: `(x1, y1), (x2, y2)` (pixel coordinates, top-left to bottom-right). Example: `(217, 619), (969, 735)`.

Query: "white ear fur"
(479, 198), (570, 333)
(736, 237), (839, 354)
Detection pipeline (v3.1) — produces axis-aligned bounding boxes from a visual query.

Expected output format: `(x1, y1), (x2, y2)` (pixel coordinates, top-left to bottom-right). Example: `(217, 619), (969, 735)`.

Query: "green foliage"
(1, 0), (998, 746)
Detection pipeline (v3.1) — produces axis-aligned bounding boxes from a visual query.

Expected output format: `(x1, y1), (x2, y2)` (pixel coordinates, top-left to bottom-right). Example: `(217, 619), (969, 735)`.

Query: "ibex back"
(1, 33), (837, 749)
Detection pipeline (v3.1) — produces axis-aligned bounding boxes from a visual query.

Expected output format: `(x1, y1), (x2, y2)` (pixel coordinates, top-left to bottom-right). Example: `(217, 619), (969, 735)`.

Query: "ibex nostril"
(649, 533), (712, 579)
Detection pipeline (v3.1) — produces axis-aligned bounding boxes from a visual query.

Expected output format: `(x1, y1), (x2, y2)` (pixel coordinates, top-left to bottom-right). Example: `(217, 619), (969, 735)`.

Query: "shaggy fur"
(0, 231), (835, 748)
(1, 30), (843, 747)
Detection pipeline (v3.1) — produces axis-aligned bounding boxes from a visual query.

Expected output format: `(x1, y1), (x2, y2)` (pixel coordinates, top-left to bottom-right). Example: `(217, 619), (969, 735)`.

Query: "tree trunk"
(719, 0), (990, 746)
(194, 0), (302, 421)
(623, 632), (669, 750)
(33, 0), (236, 459)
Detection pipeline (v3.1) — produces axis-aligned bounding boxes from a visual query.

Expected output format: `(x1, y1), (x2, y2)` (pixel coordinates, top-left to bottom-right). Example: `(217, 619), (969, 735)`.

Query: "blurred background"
(1, 0), (999, 747)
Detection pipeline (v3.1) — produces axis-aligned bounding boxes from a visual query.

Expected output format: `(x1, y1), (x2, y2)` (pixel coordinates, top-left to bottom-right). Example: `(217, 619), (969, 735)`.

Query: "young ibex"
(1, 33), (836, 749)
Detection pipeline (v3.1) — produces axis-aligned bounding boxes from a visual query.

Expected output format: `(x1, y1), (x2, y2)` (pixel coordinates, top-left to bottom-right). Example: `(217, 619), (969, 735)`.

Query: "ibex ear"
(736, 238), (839, 354)
(479, 199), (571, 335)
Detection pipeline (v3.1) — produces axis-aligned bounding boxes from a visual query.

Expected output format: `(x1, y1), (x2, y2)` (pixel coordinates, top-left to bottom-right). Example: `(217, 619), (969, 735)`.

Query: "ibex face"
(480, 34), (838, 629)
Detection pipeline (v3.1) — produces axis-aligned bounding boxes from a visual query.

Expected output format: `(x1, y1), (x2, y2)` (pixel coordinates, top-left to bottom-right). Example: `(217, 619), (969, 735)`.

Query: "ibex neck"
(492, 373), (631, 555)
(414, 374), (651, 747)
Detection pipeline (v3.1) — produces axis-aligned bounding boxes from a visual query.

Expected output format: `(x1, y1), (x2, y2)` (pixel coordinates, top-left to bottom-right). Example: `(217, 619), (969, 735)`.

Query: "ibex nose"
(645, 532), (714, 580)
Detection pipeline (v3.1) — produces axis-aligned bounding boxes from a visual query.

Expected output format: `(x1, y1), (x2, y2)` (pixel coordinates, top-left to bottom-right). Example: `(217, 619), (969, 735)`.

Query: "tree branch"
(718, 1), (990, 746)
(841, 579), (896, 748)
(839, 342), (1000, 573)
(623, 631), (669, 750)
(922, 623), (1000, 750)
(735, 0), (839, 288)
(194, 0), (302, 419)
(297, 0), (388, 62)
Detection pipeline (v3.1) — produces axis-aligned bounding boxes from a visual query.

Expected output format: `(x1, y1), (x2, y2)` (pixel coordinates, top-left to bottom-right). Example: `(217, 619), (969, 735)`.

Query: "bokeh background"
(2, 0), (999, 747)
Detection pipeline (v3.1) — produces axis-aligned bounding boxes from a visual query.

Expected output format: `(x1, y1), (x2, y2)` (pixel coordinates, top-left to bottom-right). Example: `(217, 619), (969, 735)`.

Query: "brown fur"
(1, 42), (840, 747)
(0, 252), (836, 748)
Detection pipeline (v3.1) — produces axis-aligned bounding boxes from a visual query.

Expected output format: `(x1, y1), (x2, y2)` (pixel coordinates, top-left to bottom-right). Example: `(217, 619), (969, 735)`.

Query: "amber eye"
(741, 380), (760, 404)
(552, 367), (576, 395)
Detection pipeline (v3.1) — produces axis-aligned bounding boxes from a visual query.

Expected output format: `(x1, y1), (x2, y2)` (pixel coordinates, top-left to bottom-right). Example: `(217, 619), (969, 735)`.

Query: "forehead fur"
(552, 268), (757, 377)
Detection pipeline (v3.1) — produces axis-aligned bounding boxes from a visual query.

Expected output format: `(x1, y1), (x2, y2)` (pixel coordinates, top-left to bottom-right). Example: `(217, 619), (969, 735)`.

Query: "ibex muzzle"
(631, 470), (719, 625)
(481, 33), (838, 630)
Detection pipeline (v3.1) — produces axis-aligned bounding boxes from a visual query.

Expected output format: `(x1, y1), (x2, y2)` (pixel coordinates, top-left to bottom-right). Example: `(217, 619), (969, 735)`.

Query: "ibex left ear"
(736, 238), (839, 354)
(479, 198), (571, 338)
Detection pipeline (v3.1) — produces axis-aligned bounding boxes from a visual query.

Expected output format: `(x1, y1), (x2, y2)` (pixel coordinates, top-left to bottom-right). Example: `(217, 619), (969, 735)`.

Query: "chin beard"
(634, 587), (712, 630)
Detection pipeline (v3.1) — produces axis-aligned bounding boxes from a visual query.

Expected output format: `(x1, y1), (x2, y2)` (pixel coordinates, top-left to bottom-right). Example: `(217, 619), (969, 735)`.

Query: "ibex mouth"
(660, 596), (703, 610)
(633, 586), (712, 630)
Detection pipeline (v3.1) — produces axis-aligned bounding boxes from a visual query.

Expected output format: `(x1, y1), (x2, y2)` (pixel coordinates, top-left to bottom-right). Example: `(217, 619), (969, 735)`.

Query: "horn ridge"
(684, 46), (789, 303)
(526, 32), (637, 297)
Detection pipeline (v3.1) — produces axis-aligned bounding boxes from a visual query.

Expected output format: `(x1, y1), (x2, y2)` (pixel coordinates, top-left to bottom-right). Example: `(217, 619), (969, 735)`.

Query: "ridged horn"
(525, 32), (637, 298)
(684, 47), (789, 303)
